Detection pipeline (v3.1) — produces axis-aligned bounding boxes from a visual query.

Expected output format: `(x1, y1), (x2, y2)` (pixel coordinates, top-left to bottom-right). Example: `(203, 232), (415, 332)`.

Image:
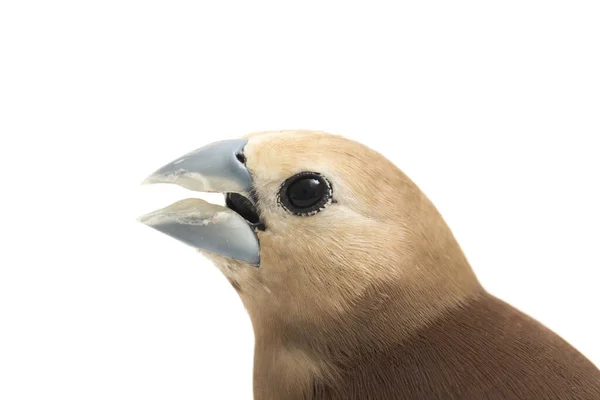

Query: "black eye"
(278, 172), (333, 216)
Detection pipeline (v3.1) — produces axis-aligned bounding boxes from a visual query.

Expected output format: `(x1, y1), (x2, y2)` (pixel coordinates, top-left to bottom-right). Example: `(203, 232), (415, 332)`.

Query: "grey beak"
(142, 139), (252, 194)
(138, 199), (260, 265)
(139, 139), (260, 265)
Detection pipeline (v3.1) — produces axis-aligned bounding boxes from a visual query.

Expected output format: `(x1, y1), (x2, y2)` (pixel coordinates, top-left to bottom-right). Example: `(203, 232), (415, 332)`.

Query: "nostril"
(236, 152), (246, 164)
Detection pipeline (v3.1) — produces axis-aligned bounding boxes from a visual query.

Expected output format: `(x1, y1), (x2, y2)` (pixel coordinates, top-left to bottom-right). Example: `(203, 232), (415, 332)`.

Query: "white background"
(1, 1), (599, 399)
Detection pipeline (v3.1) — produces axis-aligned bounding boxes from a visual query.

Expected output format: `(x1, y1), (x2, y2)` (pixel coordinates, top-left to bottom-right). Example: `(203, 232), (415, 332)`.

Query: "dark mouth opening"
(225, 193), (264, 230)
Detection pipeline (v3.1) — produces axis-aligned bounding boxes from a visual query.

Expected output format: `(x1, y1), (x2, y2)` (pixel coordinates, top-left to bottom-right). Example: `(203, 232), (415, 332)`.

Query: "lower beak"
(138, 139), (260, 265)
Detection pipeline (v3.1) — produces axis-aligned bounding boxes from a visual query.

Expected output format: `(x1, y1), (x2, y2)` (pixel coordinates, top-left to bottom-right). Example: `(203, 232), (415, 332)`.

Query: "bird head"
(140, 130), (480, 351)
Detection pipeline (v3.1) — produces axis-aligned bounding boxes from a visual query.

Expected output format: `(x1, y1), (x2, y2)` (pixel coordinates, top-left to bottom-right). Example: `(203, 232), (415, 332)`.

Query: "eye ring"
(278, 172), (333, 216)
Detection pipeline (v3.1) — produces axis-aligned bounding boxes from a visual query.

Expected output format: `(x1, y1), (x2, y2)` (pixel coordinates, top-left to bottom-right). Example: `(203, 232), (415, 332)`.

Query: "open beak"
(138, 139), (261, 265)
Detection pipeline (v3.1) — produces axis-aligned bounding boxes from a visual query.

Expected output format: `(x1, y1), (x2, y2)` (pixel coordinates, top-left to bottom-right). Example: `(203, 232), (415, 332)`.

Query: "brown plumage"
(309, 293), (600, 399)
(200, 130), (599, 399)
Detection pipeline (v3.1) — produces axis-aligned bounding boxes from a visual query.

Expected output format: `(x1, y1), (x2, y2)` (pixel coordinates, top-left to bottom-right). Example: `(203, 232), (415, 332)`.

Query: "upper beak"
(142, 139), (252, 194)
(138, 139), (260, 265)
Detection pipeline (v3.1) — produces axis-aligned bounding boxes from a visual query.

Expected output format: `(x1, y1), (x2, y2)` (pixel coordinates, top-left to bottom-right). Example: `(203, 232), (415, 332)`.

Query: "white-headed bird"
(140, 130), (600, 399)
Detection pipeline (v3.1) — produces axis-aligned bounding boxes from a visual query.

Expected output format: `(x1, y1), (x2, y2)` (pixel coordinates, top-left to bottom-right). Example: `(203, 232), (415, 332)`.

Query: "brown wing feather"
(313, 293), (600, 400)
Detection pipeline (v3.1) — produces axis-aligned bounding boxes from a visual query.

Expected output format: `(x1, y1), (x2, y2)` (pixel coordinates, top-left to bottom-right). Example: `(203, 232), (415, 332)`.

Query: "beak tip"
(137, 208), (163, 226)
(137, 214), (151, 226)
(141, 172), (183, 187)
(141, 174), (159, 186)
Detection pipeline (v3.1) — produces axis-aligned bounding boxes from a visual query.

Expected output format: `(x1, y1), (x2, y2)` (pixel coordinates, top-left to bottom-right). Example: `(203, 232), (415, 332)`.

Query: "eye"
(278, 172), (333, 216)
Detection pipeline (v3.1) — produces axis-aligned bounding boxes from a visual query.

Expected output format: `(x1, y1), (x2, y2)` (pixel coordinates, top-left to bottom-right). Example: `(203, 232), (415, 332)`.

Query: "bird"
(139, 130), (600, 399)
